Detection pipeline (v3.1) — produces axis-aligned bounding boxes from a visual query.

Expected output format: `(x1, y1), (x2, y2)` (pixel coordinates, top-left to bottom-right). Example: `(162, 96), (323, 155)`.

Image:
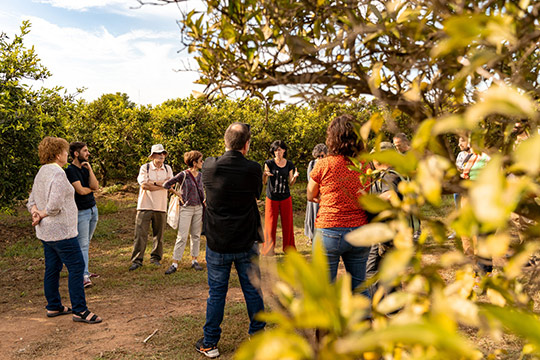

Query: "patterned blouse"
(27, 163), (78, 241)
(163, 170), (204, 206)
(310, 155), (369, 228)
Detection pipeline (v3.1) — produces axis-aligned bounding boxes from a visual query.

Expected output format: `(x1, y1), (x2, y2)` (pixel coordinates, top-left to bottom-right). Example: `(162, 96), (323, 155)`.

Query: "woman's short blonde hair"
(38, 136), (69, 164)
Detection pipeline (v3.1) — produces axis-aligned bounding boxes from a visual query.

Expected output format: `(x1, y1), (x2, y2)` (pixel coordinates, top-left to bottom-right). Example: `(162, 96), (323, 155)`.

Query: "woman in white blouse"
(28, 137), (101, 324)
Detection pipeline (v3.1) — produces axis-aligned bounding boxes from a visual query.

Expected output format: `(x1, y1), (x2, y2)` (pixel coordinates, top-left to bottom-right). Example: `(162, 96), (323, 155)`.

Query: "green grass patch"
(1, 236), (42, 259)
(97, 200), (119, 214)
(101, 184), (124, 194)
(421, 194), (455, 219)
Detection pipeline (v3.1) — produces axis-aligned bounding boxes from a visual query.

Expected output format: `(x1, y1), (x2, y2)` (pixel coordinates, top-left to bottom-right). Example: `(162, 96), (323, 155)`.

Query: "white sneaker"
(83, 275), (93, 288)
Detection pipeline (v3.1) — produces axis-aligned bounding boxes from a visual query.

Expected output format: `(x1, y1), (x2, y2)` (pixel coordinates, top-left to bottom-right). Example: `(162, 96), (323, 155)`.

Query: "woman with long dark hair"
(307, 115), (371, 293)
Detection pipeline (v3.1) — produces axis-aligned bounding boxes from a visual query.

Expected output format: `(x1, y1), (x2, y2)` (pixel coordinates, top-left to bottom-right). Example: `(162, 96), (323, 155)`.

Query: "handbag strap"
(172, 171), (186, 205)
(185, 170), (205, 206)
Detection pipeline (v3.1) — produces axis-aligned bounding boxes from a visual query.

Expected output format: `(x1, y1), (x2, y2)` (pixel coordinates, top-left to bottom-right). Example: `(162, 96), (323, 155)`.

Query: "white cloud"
(36, 0), (128, 11)
(34, 0), (198, 21)
(6, 13), (204, 105)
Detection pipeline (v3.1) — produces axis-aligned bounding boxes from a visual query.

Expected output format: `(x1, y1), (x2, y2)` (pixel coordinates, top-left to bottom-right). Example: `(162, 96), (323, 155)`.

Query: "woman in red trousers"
(262, 140), (299, 255)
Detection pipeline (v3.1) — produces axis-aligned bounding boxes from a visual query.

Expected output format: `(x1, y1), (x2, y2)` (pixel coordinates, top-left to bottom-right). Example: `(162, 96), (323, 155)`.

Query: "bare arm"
(167, 187), (185, 204)
(289, 167), (299, 186)
(71, 180), (93, 195)
(263, 163), (272, 184)
(306, 179), (320, 203)
(137, 163), (165, 191)
(81, 162), (99, 190)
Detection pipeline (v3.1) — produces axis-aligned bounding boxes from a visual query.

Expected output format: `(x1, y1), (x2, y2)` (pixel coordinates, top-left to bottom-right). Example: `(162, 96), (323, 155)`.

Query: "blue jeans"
(203, 244), (266, 346)
(42, 237), (87, 313)
(453, 193), (461, 209)
(315, 227), (371, 297)
(77, 205), (98, 276)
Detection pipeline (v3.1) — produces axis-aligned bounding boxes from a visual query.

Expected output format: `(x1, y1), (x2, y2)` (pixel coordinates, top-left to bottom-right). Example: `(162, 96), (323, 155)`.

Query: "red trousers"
(262, 197), (296, 255)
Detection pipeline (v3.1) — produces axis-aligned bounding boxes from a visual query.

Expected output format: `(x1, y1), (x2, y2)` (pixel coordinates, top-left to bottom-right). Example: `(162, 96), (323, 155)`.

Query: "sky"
(0, 0), (205, 105)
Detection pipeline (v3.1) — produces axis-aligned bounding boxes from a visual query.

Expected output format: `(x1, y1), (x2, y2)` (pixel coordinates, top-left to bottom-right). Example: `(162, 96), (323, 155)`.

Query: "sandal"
(47, 306), (72, 318)
(73, 310), (102, 324)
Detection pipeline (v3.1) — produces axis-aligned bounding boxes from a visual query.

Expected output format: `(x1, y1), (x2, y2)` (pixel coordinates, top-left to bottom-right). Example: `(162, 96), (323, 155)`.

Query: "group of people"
(31, 114), (524, 358)
(28, 138), (102, 324)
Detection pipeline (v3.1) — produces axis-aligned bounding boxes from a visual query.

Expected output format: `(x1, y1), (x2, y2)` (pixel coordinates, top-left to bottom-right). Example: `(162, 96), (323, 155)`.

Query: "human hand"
(31, 209), (46, 226)
(31, 211), (41, 226)
(293, 168), (299, 178)
(81, 162), (92, 171)
(264, 170), (273, 177)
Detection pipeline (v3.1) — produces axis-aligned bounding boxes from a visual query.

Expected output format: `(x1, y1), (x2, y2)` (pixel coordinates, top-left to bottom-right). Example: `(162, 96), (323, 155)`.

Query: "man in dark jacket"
(195, 122), (265, 358)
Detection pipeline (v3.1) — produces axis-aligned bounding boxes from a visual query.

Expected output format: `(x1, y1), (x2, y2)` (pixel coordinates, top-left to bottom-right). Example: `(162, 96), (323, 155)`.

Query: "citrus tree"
(0, 21), (74, 211)
(143, 0), (540, 357)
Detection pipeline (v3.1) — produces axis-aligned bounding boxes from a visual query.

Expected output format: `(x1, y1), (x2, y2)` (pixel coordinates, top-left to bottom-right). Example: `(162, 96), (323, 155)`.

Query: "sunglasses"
(317, 154), (325, 158)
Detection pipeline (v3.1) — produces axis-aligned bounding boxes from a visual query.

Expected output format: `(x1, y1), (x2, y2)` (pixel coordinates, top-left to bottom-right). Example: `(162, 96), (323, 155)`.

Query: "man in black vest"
(195, 122), (265, 358)
(65, 142), (99, 288)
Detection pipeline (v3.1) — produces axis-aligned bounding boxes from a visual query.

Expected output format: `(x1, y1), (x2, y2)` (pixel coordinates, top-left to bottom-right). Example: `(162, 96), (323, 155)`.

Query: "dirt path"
(0, 284), (247, 359)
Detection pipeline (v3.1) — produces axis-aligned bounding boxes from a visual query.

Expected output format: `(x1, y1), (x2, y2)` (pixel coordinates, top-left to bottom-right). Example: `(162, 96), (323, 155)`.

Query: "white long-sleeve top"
(27, 163), (78, 241)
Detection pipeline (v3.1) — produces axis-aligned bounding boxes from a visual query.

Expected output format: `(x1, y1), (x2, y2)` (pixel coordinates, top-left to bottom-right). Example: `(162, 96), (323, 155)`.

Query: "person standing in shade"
(195, 122), (265, 358)
(365, 141), (403, 298)
(28, 136), (101, 324)
(129, 144), (173, 271)
(162, 150), (205, 274)
(304, 143), (328, 245)
(65, 142), (99, 288)
(392, 132), (421, 240)
(449, 135), (472, 239)
(261, 140), (299, 256)
(392, 133), (410, 154)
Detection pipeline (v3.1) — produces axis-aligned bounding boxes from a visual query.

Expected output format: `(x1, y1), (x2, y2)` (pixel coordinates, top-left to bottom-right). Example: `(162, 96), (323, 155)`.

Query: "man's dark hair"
(69, 141), (87, 159)
(269, 140), (288, 157)
(326, 114), (364, 157)
(393, 133), (409, 143)
(224, 122), (251, 151)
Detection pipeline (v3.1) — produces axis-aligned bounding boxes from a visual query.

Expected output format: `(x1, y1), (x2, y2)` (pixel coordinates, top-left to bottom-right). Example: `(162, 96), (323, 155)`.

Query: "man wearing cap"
(129, 144), (173, 271)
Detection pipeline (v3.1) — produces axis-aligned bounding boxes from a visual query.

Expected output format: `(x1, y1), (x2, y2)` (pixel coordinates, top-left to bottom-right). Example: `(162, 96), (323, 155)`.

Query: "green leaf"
(235, 329), (314, 360)
(359, 194), (392, 213)
(480, 305), (540, 350)
(360, 150), (418, 175)
(511, 133), (540, 176)
(417, 155), (451, 206)
(466, 85), (536, 127)
(336, 321), (479, 358)
(378, 247), (413, 285)
(345, 222), (395, 247)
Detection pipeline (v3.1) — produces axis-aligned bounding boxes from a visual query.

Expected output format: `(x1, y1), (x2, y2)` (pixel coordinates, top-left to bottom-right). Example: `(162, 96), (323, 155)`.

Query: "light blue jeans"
(77, 205), (98, 276)
(315, 227), (371, 297)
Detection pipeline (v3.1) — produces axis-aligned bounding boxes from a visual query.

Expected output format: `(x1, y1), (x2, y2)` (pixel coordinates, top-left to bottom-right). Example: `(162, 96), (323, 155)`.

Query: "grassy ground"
(0, 182), (528, 359)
